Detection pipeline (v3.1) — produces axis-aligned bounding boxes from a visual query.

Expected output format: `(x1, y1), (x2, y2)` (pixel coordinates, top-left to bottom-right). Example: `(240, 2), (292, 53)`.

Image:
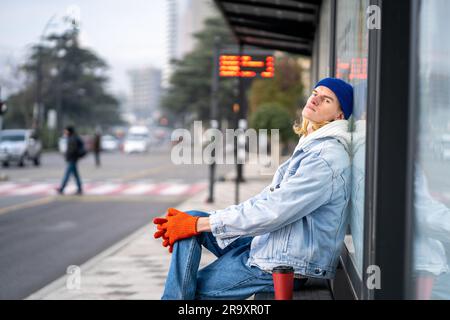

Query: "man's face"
(302, 86), (344, 123)
(64, 129), (69, 137)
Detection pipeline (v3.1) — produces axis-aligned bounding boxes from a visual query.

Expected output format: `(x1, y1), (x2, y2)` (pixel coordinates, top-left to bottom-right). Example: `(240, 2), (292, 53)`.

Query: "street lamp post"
(49, 63), (62, 145)
(0, 86), (9, 181)
(234, 42), (248, 205)
(206, 36), (221, 203)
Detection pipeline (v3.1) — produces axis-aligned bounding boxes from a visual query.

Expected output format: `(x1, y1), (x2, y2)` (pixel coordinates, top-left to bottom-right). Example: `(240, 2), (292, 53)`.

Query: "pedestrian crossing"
(0, 182), (207, 197)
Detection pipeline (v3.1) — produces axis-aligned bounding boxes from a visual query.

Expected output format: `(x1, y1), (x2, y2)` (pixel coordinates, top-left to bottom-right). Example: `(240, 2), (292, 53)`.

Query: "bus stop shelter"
(214, 0), (450, 300)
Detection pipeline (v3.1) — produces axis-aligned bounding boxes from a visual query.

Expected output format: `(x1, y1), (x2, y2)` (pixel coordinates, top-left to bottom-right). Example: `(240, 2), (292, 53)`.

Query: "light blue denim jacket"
(209, 122), (352, 279)
(413, 166), (450, 276)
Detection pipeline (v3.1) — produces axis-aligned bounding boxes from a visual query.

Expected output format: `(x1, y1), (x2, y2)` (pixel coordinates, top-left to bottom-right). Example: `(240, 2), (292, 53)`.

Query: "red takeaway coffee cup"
(272, 266), (294, 300)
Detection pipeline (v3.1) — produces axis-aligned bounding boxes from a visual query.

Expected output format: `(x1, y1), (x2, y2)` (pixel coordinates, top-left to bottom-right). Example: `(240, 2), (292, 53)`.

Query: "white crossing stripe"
(12, 184), (56, 196)
(0, 183), (20, 194)
(63, 185), (81, 194)
(122, 184), (156, 195)
(0, 182), (206, 197)
(157, 184), (190, 196)
(87, 184), (122, 195)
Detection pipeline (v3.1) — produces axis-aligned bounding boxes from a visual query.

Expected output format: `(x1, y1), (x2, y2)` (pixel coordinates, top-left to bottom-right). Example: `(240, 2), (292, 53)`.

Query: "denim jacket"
(209, 120), (352, 279)
(413, 166), (449, 276)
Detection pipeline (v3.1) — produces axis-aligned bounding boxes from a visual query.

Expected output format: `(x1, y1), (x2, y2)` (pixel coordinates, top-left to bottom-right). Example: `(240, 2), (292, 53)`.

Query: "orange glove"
(153, 208), (200, 249)
(153, 220), (174, 253)
(153, 218), (168, 239)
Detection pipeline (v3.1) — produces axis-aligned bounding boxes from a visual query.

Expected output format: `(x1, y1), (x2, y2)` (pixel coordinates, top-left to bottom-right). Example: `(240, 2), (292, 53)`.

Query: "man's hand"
(153, 221), (174, 253)
(153, 208), (200, 252)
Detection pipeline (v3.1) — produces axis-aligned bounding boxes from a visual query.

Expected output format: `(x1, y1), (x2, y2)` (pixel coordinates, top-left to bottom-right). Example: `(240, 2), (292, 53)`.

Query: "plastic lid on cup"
(272, 266), (294, 274)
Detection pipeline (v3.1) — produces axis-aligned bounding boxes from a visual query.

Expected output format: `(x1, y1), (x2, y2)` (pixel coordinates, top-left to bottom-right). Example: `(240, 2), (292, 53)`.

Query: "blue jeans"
(162, 211), (306, 300)
(60, 161), (82, 193)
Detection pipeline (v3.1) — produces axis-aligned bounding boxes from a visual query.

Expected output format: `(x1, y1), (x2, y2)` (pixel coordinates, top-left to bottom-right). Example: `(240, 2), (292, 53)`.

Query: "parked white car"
(0, 129), (42, 167)
(123, 126), (151, 154)
(123, 134), (150, 153)
(101, 135), (119, 152)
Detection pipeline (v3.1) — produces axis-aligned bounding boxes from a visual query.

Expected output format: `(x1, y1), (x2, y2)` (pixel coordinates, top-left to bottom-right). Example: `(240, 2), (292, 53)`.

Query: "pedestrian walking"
(57, 126), (85, 195)
(93, 130), (101, 167)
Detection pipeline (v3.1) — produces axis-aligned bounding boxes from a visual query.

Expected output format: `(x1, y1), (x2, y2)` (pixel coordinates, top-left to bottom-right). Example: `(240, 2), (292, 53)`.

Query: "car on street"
(123, 134), (151, 153)
(123, 126), (151, 154)
(0, 129), (42, 167)
(101, 135), (120, 152)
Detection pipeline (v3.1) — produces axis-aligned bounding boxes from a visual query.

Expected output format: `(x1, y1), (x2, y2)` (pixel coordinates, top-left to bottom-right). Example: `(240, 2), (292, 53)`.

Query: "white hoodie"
(296, 120), (352, 154)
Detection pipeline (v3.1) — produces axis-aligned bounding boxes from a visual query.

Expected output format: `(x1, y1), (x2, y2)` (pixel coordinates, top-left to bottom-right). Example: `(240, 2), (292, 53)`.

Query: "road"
(0, 147), (232, 299)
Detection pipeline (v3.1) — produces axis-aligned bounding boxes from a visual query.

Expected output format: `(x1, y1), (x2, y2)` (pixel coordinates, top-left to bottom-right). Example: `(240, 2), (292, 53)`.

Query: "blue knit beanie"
(314, 78), (354, 120)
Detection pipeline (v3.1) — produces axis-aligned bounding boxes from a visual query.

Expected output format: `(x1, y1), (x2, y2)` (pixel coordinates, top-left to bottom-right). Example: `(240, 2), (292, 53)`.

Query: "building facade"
(178, 0), (216, 58)
(127, 67), (162, 123)
(162, 0), (178, 89)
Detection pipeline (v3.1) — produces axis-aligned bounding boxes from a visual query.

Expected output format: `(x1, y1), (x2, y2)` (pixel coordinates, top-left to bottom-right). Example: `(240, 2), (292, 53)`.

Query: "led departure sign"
(219, 55), (275, 78)
(336, 58), (368, 80)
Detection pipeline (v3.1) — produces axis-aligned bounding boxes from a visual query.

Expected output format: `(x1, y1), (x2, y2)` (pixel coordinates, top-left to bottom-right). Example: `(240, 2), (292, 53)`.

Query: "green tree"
(3, 86), (35, 128)
(161, 16), (236, 125)
(248, 55), (304, 117)
(4, 25), (122, 133)
(250, 102), (297, 145)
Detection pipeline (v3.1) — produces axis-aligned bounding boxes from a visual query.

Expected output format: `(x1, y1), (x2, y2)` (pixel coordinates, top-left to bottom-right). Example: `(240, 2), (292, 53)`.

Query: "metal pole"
(234, 103), (239, 205)
(234, 43), (245, 204)
(237, 74), (246, 184)
(34, 44), (43, 131)
(0, 86), (6, 181)
(206, 36), (221, 203)
(55, 64), (62, 145)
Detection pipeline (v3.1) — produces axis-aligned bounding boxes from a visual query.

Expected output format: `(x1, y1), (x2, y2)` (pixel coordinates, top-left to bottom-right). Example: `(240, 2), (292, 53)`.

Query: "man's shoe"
(75, 190), (83, 196)
(55, 188), (63, 195)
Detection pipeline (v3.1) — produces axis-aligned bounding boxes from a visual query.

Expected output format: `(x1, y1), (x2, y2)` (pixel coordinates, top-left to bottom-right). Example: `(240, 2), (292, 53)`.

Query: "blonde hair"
(293, 118), (331, 137)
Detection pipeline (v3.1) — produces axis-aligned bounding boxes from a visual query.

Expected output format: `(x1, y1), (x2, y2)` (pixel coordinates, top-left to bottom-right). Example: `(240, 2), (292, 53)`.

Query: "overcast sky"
(0, 0), (184, 96)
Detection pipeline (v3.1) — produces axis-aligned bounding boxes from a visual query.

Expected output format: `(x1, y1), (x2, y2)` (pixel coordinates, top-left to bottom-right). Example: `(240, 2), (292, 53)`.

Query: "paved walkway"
(27, 162), (275, 300)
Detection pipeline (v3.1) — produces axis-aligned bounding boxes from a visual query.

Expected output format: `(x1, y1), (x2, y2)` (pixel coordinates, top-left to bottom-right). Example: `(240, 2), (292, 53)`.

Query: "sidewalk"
(27, 161), (276, 300)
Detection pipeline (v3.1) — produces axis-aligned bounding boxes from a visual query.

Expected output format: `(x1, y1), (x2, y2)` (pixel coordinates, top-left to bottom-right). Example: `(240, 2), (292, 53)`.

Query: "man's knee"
(185, 210), (209, 218)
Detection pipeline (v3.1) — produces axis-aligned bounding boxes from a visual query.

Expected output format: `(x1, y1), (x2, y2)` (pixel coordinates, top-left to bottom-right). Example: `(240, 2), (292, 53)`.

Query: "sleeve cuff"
(209, 211), (240, 249)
